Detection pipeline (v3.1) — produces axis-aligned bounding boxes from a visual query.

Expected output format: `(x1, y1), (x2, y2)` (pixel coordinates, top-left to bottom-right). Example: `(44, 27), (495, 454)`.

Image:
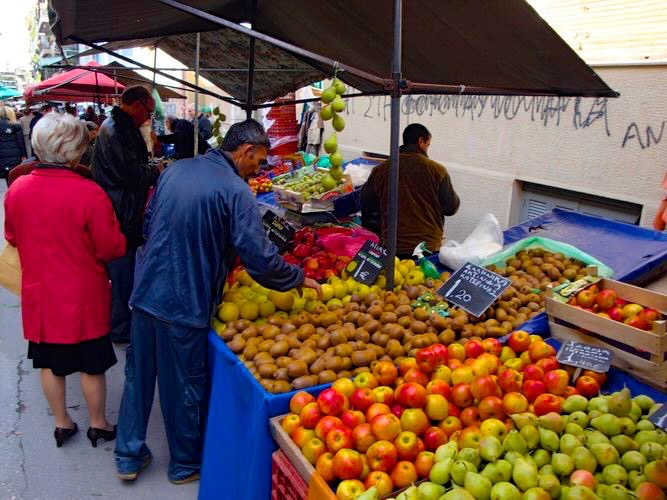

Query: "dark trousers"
(114, 308), (208, 480)
(107, 248), (136, 343)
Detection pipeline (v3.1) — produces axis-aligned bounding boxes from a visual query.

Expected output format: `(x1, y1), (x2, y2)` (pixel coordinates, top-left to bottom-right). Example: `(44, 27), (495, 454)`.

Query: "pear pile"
(320, 78), (347, 188)
(386, 389), (667, 500)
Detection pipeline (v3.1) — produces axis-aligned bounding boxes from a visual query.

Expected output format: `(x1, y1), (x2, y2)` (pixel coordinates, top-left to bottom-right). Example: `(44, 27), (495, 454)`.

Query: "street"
(0, 185), (198, 499)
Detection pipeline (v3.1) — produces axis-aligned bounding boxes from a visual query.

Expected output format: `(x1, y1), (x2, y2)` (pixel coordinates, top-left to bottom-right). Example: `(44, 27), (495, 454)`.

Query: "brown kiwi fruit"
(334, 344), (354, 358)
(351, 350), (371, 367)
(287, 360), (308, 378)
(354, 328), (370, 343)
(243, 344), (259, 360)
(272, 380), (291, 393)
(413, 308), (429, 322)
(324, 356), (343, 372)
(411, 321), (428, 335)
(220, 328), (237, 342)
(352, 367), (370, 376)
(291, 375), (318, 390)
(309, 358), (326, 375)
(394, 305), (412, 317)
(269, 340), (289, 358)
(227, 337), (246, 353)
(318, 370), (338, 384)
(380, 312), (398, 324)
(258, 364), (278, 378)
(258, 339), (274, 352)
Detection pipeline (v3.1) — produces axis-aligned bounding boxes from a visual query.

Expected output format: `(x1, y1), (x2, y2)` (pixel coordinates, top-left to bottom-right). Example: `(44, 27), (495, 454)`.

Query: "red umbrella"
(25, 62), (125, 102)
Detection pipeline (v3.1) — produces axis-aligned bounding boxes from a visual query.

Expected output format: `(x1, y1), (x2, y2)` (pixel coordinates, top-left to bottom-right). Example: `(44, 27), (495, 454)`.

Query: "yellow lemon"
(398, 264), (410, 277)
(333, 282), (348, 299)
(327, 298), (344, 310)
(369, 285), (381, 294)
(237, 269), (254, 287)
(292, 297), (306, 311)
(259, 301), (276, 318)
(401, 259), (417, 270)
(373, 275), (387, 290)
(321, 284), (334, 302)
(268, 290), (294, 311)
(354, 283), (370, 298)
(302, 288), (319, 301)
(218, 302), (240, 323)
(341, 295), (351, 305)
(305, 300), (321, 313)
(239, 301), (259, 321)
(344, 278), (356, 294)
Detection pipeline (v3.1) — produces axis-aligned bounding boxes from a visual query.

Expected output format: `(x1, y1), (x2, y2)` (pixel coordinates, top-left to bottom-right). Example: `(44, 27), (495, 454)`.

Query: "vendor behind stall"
(361, 123), (460, 258)
(156, 115), (209, 160)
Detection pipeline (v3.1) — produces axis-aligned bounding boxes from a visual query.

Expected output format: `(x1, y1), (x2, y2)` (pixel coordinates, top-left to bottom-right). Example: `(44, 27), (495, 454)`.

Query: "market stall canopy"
(49, 0), (617, 105)
(24, 61), (125, 103)
(85, 62), (185, 100)
(0, 86), (22, 100)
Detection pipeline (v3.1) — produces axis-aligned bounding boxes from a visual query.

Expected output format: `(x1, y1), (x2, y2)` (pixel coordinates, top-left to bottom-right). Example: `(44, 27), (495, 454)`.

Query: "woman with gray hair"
(4, 113), (127, 448)
(0, 106), (26, 185)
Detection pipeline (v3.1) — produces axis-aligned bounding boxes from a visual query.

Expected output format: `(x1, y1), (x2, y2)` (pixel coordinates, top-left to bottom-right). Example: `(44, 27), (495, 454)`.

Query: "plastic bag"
(439, 213), (503, 270)
(480, 236), (614, 278)
(316, 227), (380, 258)
(345, 162), (375, 187)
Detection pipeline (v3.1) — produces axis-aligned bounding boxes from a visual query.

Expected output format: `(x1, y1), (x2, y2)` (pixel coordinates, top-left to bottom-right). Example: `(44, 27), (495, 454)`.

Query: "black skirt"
(28, 334), (117, 377)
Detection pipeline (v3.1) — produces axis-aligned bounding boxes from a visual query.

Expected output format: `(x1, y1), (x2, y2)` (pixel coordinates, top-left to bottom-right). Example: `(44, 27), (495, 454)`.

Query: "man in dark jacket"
(114, 119), (320, 484)
(0, 107), (26, 184)
(361, 123), (460, 258)
(29, 104), (50, 140)
(157, 115), (209, 159)
(92, 85), (160, 343)
(197, 112), (212, 140)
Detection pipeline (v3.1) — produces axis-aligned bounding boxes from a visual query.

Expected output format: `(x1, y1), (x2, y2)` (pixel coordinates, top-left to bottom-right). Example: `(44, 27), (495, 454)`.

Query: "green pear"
(458, 448), (480, 468)
(602, 463), (628, 485)
(523, 487), (551, 500)
(329, 165), (343, 182)
(512, 458), (538, 491)
(355, 486), (380, 500)
(565, 423), (586, 441)
(503, 430), (528, 455)
(604, 484), (632, 500)
(333, 78), (345, 95)
(442, 489), (476, 500)
(539, 428), (560, 452)
(590, 443), (620, 466)
(627, 470), (645, 490)
(323, 133), (337, 154)
(510, 412), (538, 429)
(451, 460), (476, 485)
(610, 434), (639, 455)
(609, 388), (632, 418)
(621, 450), (647, 471)
(635, 420), (655, 432)
(572, 446), (598, 473)
(539, 464), (554, 476)
(568, 411), (590, 429)
(490, 481), (521, 500)
(539, 473), (561, 499)
(531, 448), (551, 469)
(649, 403), (663, 416)
(331, 94), (346, 113)
(397, 485), (420, 500)
(435, 441), (458, 462)
(329, 150), (343, 168)
(632, 394), (655, 412)
(321, 85), (337, 104)
(640, 441), (664, 461)
(589, 410), (603, 421)
(563, 395), (589, 414)
(332, 113), (345, 132)
(503, 451), (523, 465)
(628, 402), (642, 423)
(321, 174), (337, 191)
(464, 472), (492, 500)
(586, 430), (611, 446)
(538, 412), (566, 433)
(656, 429), (667, 445)
(591, 414), (622, 437)
(479, 436), (503, 462)
(320, 104), (333, 121)
(588, 396), (609, 414)
(494, 459), (513, 482)
(521, 425), (540, 450)
(635, 430), (660, 446)
(481, 463), (503, 485)
(618, 417), (636, 436)
(429, 457), (453, 485)
(562, 485), (600, 500)
(552, 453), (575, 477)
(560, 433), (583, 455)
(417, 482), (445, 500)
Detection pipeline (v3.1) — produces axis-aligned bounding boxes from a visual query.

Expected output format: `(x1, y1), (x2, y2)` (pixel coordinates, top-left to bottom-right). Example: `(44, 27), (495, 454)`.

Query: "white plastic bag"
(439, 213), (503, 270)
(345, 162), (375, 187)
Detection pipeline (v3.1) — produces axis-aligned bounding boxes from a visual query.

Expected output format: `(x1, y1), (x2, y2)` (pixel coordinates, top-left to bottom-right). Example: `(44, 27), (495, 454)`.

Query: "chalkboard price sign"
(556, 340), (613, 372)
(435, 262), (512, 317)
(262, 210), (295, 252)
(649, 404), (667, 431)
(348, 241), (388, 286)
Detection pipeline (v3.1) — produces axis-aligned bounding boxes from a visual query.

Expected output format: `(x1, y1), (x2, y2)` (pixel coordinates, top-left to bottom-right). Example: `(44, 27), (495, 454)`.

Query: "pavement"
(0, 184), (198, 500)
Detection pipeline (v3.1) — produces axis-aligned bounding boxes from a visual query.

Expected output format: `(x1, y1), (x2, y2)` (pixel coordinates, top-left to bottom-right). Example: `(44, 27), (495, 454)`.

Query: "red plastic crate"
(272, 450), (308, 500)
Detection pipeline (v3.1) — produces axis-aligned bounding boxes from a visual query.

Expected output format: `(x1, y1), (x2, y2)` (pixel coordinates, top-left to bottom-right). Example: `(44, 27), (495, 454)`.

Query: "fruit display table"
(199, 332), (330, 500)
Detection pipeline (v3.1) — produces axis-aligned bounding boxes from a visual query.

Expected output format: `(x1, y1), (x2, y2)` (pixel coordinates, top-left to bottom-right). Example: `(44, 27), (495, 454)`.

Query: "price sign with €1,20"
(347, 241), (388, 286)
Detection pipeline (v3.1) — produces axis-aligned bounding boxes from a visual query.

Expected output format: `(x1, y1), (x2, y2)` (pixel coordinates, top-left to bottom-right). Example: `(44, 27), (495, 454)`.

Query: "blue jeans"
(114, 308), (208, 481)
(107, 249), (136, 343)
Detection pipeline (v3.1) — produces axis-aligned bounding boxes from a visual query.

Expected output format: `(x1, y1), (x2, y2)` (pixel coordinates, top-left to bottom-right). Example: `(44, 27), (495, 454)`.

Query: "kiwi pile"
(220, 247), (590, 393)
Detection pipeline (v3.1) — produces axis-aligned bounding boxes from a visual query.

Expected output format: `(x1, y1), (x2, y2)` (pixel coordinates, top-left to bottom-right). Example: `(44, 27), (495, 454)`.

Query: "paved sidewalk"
(0, 184), (198, 499)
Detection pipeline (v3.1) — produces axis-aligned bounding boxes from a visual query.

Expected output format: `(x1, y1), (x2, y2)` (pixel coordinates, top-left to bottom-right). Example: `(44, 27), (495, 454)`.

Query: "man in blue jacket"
(114, 119), (320, 484)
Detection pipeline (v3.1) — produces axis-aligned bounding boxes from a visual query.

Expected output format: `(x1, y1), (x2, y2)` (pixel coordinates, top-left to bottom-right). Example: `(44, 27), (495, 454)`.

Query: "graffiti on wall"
(621, 120), (666, 149)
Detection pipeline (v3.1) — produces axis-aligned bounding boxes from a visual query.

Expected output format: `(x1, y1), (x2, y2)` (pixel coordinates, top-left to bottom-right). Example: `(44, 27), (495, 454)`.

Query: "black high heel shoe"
(87, 425), (117, 448)
(54, 423), (78, 448)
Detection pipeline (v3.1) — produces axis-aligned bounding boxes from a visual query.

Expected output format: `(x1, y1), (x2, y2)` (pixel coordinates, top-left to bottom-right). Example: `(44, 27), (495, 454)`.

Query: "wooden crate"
(546, 278), (667, 390)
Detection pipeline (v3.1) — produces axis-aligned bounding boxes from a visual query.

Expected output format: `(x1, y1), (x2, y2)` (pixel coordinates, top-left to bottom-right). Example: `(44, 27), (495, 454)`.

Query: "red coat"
(4, 168), (126, 344)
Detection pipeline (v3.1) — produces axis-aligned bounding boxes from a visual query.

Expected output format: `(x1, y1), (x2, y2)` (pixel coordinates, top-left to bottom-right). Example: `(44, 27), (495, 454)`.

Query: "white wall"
(329, 65), (667, 241)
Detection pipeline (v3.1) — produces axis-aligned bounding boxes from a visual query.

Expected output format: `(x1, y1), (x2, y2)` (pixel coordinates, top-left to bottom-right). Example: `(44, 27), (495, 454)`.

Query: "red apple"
(498, 368), (522, 393)
(318, 388), (346, 416)
(394, 382), (427, 409)
(502, 392), (529, 415)
(372, 386), (395, 406)
(370, 413), (401, 441)
(608, 306), (625, 322)
(352, 423), (376, 453)
(460, 406), (480, 427)
(595, 289), (617, 310)
(366, 440), (398, 472)
(528, 341), (552, 363)
(533, 393), (562, 416)
(364, 471), (393, 497)
(366, 403), (391, 422)
(354, 372), (379, 390)
(302, 437), (327, 464)
(438, 416), (463, 436)
(300, 402), (323, 429)
(448, 343), (466, 361)
(350, 388), (376, 412)
(326, 426), (355, 453)
(562, 386), (580, 398)
(582, 370), (607, 386)
(332, 448), (364, 480)
(426, 379), (450, 399)
(393, 431), (420, 461)
(400, 408), (429, 436)
(398, 357), (417, 376)
(290, 391), (316, 415)
(316, 452), (336, 482)
(576, 289), (596, 308)
(403, 368), (429, 386)
(422, 426), (448, 451)
(341, 410), (365, 430)
(614, 297), (627, 308)
(575, 375), (600, 398)
(450, 383), (474, 408)
(640, 307), (662, 324)
(457, 425), (482, 449)
(372, 361), (398, 386)
(471, 374), (498, 401)
(544, 369), (569, 396)
(390, 461), (418, 489)
(314, 415), (343, 440)
(390, 403), (404, 419)
(523, 379), (547, 402)
(281, 414), (301, 436)
(336, 479), (365, 500)
(416, 346), (440, 373)
(625, 315), (650, 330)
(508, 330), (531, 353)
(291, 427), (316, 449)
(332, 378), (356, 398)
(622, 303), (644, 319)
(465, 339), (485, 359)
(414, 451), (436, 479)
(425, 394), (449, 421)
(536, 356), (559, 373)
(482, 338), (502, 356)
(479, 396), (505, 420)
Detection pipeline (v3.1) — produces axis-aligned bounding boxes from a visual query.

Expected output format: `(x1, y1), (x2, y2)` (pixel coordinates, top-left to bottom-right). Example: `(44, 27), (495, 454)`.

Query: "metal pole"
(386, 0), (403, 290)
(246, 0), (257, 119)
(194, 32), (200, 156)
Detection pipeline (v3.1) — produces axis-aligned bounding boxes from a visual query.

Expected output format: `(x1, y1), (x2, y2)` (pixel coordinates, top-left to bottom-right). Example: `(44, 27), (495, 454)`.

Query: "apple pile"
(248, 175), (273, 196)
(568, 285), (663, 331)
(281, 227), (352, 282)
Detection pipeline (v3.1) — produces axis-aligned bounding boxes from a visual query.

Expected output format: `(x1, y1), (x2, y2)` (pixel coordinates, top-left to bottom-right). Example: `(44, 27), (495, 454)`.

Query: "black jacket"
(198, 114), (212, 140)
(157, 119), (209, 160)
(0, 119), (26, 178)
(92, 107), (159, 249)
(29, 112), (43, 139)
